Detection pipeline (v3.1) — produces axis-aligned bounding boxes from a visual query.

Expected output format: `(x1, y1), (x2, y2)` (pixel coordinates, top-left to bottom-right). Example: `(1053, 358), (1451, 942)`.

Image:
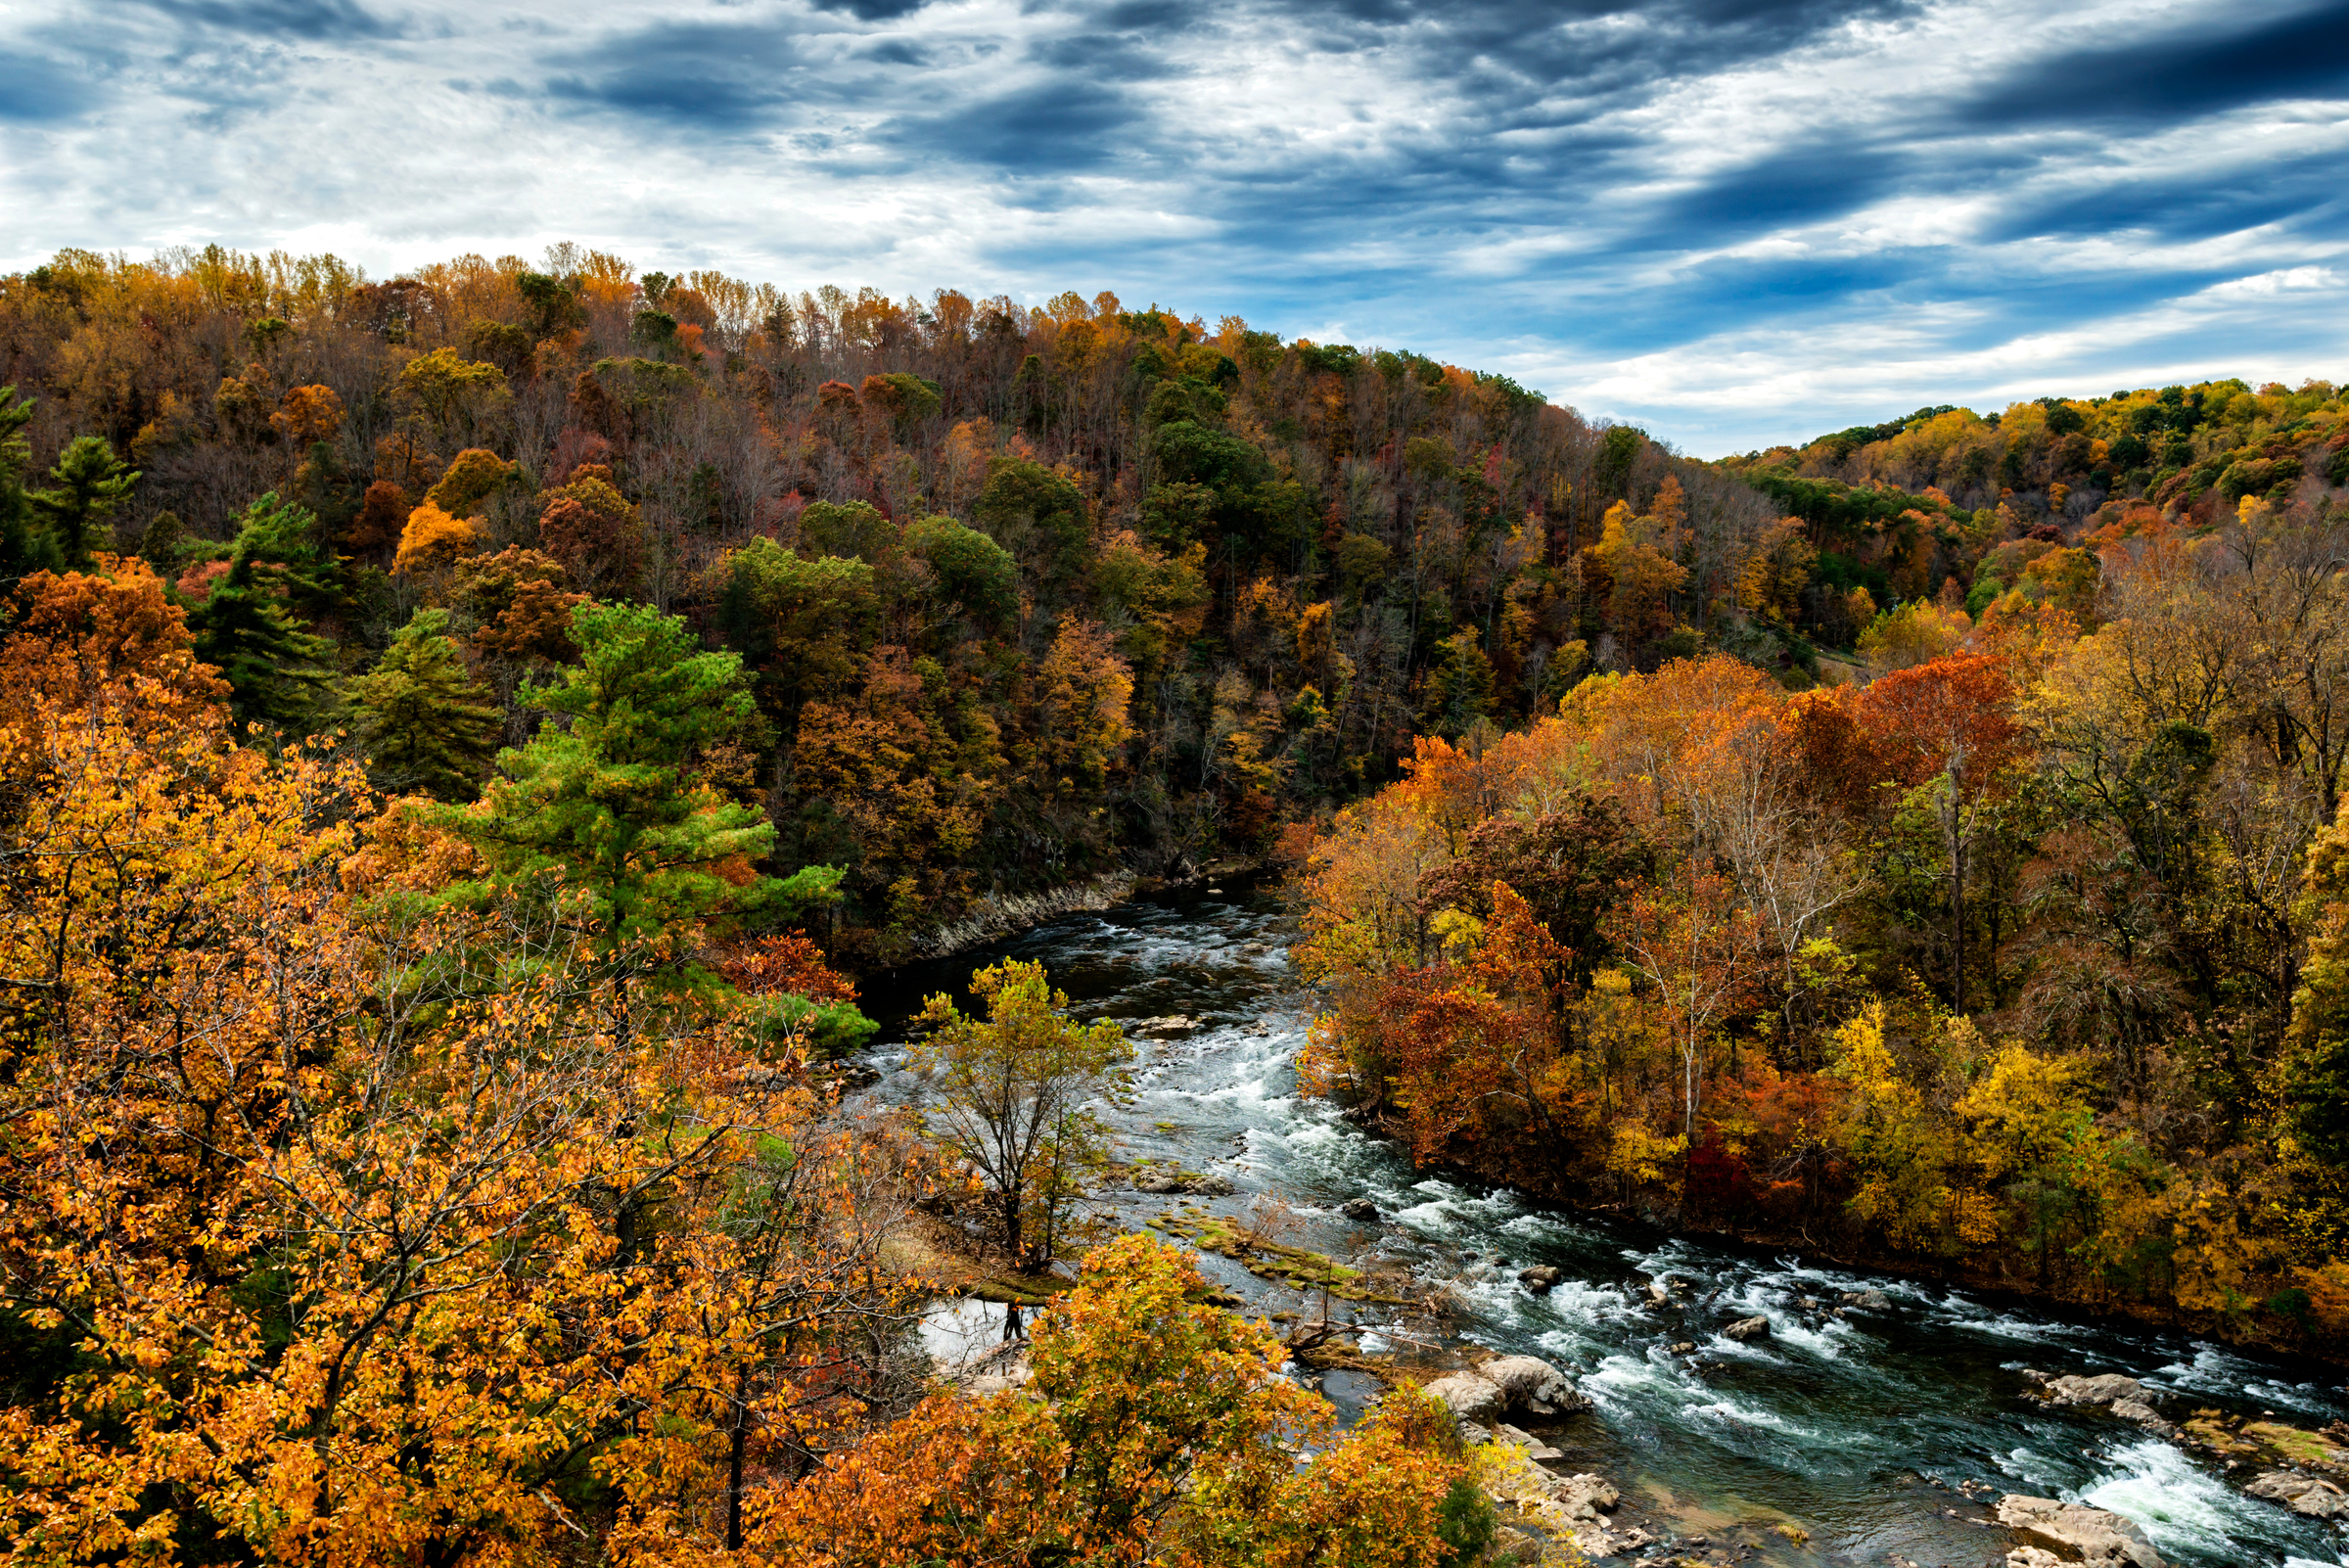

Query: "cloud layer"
(6, 0), (2346, 451)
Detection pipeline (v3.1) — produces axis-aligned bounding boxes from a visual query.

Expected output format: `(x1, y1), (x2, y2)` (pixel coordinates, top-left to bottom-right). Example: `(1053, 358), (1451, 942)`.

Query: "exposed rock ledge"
(1477, 1437), (1650, 1560)
(1997, 1495), (2163, 1568)
(2244, 1470), (2349, 1518)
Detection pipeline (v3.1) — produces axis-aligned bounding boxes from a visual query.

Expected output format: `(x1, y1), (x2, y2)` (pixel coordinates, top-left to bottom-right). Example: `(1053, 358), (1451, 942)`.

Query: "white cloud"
(3, 0), (2344, 451)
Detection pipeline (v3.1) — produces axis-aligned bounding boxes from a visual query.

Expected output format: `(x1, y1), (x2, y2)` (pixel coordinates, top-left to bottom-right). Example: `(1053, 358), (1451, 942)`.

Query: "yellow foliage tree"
(392, 498), (481, 576)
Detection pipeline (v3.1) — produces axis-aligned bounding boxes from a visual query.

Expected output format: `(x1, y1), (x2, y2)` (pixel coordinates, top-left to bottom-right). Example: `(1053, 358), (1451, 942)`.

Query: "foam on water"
(2147, 1343), (2349, 1420)
(2077, 1437), (2328, 1566)
(858, 881), (2349, 1567)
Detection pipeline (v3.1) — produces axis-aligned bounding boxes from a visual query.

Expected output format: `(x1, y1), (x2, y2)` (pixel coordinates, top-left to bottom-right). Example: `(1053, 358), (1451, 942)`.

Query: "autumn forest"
(5, 242), (2349, 1564)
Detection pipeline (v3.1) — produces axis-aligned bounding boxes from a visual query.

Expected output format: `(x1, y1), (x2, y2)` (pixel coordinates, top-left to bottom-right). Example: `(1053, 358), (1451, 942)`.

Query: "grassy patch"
(1146, 1210), (1407, 1303)
(2244, 1421), (2348, 1467)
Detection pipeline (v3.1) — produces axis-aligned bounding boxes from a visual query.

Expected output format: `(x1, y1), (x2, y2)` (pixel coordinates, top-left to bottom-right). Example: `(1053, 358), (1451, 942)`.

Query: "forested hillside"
(0, 243), (1803, 956)
(1296, 380), (2349, 1349)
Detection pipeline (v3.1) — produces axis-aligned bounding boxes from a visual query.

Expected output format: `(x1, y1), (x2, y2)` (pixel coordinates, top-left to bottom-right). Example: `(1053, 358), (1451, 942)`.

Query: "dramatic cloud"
(4, 0), (2345, 451)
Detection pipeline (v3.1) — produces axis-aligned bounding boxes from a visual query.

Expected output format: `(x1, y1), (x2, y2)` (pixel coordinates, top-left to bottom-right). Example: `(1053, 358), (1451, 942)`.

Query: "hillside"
(0, 246), (1811, 951)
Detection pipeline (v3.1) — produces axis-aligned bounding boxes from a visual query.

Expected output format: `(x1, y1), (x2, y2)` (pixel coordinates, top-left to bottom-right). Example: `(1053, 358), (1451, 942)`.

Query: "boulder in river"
(1479, 1448), (1635, 1557)
(1517, 1264), (1561, 1293)
(1131, 1165), (1235, 1195)
(1420, 1372), (1505, 1426)
(1841, 1288), (1892, 1310)
(1339, 1197), (1378, 1222)
(1420, 1355), (1588, 1431)
(957, 1341), (1034, 1397)
(1481, 1354), (1589, 1416)
(2245, 1470), (2349, 1518)
(1723, 1314), (1772, 1342)
(1645, 1276), (1674, 1306)
(2109, 1398), (2170, 1433)
(2042, 1372), (2149, 1407)
(1996, 1494), (2163, 1567)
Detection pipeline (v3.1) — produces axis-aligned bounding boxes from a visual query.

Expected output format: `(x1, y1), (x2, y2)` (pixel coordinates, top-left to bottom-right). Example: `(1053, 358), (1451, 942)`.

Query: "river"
(857, 878), (2349, 1568)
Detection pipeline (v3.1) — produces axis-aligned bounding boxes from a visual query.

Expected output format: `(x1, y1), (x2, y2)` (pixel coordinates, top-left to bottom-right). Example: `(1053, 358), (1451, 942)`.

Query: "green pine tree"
(188, 492), (339, 732)
(439, 600), (842, 996)
(0, 387), (63, 591)
(345, 609), (504, 801)
(30, 435), (139, 569)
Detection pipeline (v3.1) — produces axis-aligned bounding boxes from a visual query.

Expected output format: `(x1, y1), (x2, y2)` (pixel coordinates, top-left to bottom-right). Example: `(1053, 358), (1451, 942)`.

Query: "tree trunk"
(726, 1364), (750, 1551)
(1944, 771), (1968, 1015)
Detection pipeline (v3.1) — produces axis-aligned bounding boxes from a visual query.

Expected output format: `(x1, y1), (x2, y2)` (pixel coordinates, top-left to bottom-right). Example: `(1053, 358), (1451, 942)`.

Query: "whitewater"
(861, 880), (2349, 1567)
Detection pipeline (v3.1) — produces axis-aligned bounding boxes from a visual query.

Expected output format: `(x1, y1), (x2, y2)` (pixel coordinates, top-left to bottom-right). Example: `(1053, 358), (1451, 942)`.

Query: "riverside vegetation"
(4, 241), (2349, 1562)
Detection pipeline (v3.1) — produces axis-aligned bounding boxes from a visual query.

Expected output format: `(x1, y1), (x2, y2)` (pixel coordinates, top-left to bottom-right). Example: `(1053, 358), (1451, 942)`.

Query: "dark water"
(859, 880), (2349, 1568)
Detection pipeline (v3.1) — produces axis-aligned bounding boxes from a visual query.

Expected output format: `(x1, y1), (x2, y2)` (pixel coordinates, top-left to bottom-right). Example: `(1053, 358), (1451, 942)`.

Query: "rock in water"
(1723, 1314), (1772, 1342)
(1482, 1355), (1589, 1415)
(2246, 1471), (2349, 1518)
(1645, 1276), (1673, 1306)
(2043, 1372), (2149, 1407)
(1420, 1372), (1504, 1427)
(1339, 1197), (1377, 1222)
(1841, 1288), (1892, 1310)
(1517, 1264), (1561, 1293)
(1996, 1495), (2163, 1567)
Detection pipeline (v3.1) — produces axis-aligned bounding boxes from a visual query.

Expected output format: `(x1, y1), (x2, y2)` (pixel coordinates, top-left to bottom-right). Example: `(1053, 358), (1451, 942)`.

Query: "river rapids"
(857, 880), (2349, 1568)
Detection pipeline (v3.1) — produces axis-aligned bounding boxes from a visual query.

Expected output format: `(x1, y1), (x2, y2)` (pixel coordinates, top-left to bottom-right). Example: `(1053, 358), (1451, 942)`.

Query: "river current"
(858, 880), (2349, 1568)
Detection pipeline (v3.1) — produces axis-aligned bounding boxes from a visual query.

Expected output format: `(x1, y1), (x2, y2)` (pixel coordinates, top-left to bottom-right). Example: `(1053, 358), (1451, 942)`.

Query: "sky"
(3, 0), (2346, 454)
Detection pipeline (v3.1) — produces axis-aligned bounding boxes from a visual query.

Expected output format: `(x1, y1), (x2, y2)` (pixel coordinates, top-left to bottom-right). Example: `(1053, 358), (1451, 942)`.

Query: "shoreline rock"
(1997, 1494), (2163, 1568)
(1420, 1354), (1589, 1431)
(1129, 1163), (1235, 1196)
(2245, 1470), (2349, 1518)
(1477, 1441), (1647, 1559)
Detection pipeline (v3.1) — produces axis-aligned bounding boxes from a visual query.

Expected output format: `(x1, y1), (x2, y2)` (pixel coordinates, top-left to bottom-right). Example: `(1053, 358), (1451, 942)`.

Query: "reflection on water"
(859, 881), (2349, 1567)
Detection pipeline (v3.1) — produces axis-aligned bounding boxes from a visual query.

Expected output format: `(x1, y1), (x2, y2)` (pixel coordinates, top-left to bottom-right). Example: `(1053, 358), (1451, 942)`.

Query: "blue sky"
(4, 0), (2346, 453)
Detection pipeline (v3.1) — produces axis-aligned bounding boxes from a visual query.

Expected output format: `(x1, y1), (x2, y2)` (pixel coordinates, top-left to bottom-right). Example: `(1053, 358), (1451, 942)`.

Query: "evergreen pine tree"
(440, 600), (841, 993)
(30, 436), (138, 569)
(345, 609), (503, 801)
(0, 387), (63, 591)
(188, 492), (338, 732)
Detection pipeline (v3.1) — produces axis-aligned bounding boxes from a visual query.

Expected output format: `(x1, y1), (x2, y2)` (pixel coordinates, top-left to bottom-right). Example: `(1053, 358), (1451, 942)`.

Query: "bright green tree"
(30, 436), (138, 569)
(345, 609), (503, 801)
(909, 959), (1130, 1273)
(442, 600), (840, 992)
(187, 492), (338, 731)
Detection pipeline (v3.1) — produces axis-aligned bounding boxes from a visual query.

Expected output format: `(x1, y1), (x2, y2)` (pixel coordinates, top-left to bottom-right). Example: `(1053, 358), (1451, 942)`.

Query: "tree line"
(1295, 411), (2349, 1349)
